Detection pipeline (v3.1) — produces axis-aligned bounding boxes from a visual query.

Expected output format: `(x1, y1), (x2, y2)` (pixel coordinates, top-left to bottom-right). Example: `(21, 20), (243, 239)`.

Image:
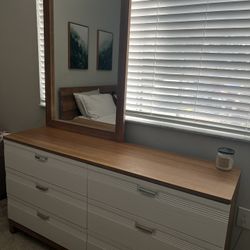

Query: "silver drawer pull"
(135, 222), (155, 235)
(35, 184), (49, 192)
(137, 185), (158, 198)
(35, 154), (48, 163)
(37, 212), (50, 221)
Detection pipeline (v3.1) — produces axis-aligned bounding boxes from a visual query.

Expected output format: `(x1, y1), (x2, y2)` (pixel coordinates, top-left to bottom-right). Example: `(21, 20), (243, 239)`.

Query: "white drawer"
(6, 169), (87, 229)
(8, 197), (87, 250)
(88, 168), (230, 248)
(88, 202), (222, 250)
(4, 141), (87, 196)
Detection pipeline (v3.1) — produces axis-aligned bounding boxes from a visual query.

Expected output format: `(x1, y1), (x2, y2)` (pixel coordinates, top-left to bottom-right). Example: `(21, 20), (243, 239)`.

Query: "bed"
(59, 85), (117, 131)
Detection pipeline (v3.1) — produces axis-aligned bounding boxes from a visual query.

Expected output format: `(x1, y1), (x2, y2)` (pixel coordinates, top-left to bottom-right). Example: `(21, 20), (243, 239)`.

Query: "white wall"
(0, 1), (249, 249)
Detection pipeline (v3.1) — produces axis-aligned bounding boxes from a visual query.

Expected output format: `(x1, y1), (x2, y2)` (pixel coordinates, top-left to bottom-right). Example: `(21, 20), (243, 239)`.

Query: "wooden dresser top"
(5, 127), (240, 204)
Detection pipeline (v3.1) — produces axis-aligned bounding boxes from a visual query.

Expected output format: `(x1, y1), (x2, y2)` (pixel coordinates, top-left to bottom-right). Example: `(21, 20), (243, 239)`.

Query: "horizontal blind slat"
(129, 45), (250, 54)
(127, 89), (250, 106)
(126, 104), (248, 127)
(129, 37), (250, 46)
(126, 99), (250, 121)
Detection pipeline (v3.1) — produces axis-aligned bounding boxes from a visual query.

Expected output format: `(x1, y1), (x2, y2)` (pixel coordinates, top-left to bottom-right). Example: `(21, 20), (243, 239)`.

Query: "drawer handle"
(137, 185), (158, 198)
(37, 212), (50, 221)
(135, 222), (155, 235)
(35, 154), (48, 163)
(35, 184), (49, 192)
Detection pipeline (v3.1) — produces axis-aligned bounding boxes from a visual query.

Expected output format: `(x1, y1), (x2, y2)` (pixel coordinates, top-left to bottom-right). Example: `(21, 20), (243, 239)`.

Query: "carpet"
(0, 200), (49, 250)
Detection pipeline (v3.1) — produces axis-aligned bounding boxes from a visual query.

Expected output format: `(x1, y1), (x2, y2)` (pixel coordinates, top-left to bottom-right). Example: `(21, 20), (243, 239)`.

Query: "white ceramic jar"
(216, 147), (235, 171)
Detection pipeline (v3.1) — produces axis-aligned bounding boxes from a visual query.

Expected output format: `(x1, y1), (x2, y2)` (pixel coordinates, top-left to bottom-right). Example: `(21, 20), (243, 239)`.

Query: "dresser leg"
(9, 220), (17, 234)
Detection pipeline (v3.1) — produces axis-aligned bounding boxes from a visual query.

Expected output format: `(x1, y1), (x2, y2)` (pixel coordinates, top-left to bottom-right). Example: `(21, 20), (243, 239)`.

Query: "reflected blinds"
(36, 0), (46, 106)
(126, 0), (250, 139)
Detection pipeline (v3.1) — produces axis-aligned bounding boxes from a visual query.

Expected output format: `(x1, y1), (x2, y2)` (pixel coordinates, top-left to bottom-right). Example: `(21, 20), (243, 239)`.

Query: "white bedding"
(73, 92), (116, 125)
(94, 113), (116, 125)
(76, 112), (116, 125)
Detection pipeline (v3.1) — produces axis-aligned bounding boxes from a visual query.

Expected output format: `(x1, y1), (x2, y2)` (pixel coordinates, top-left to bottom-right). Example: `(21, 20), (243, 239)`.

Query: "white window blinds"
(36, 0), (46, 106)
(126, 0), (250, 140)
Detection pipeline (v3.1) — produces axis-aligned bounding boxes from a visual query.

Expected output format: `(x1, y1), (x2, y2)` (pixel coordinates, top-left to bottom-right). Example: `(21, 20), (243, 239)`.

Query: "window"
(126, 0), (250, 140)
(36, 0), (46, 106)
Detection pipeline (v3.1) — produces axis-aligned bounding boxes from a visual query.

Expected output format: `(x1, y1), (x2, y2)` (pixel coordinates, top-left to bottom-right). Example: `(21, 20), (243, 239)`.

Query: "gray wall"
(54, 0), (120, 85)
(0, 0), (45, 131)
(0, 1), (249, 249)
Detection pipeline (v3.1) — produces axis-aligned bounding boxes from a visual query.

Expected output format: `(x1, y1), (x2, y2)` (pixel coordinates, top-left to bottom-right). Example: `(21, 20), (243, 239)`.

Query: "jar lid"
(218, 147), (235, 155)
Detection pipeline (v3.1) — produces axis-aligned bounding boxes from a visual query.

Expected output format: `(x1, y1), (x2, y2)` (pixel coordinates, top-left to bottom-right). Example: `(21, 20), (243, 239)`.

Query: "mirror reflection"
(53, 0), (121, 132)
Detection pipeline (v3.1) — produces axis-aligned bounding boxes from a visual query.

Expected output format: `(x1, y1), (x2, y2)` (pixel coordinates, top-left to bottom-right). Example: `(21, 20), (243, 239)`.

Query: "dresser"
(4, 127), (240, 250)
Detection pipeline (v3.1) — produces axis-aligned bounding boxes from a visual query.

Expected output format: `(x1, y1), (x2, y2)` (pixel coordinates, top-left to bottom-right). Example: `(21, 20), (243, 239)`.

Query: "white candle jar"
(216, 147), (235, 171)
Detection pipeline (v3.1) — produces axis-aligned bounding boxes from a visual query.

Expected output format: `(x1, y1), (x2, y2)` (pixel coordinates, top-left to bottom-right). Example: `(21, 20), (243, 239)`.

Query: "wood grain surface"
(4, 127), (240, 204)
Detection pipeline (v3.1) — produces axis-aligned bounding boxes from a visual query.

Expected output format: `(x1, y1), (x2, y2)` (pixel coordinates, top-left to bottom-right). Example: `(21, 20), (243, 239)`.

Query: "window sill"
(39, 101), (46, 108)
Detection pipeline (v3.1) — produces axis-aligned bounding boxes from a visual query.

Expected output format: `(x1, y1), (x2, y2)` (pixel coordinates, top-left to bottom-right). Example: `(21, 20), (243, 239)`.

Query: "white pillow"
(73, 89), (99, 116)
(79, 93), (116, 119)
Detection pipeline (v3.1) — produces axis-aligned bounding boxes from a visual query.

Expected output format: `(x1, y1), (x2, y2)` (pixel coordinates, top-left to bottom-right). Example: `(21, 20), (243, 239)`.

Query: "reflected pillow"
(73, 89), (99, 116)
(79, 93), (116, 119)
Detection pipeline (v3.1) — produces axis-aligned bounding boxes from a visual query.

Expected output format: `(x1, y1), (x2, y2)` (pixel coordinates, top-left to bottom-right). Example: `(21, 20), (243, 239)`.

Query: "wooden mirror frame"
(44, 0), (131, 142)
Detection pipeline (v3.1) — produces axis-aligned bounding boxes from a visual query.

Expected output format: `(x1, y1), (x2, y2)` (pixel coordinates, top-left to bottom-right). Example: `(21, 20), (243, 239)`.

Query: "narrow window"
(36, 0), (45, 106)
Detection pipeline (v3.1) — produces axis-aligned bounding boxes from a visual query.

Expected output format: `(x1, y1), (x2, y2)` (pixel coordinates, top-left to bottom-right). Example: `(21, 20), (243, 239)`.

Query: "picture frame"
(97, 30), (113, 70)
(68, 22), (89, 69)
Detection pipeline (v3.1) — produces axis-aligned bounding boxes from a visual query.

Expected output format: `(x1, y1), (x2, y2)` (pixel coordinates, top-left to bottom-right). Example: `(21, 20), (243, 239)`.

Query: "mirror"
(44, 0), (130, 141)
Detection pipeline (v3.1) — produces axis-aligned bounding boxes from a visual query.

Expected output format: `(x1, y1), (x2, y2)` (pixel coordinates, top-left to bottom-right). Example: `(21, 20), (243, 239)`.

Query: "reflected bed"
(59, 85), (117, 131)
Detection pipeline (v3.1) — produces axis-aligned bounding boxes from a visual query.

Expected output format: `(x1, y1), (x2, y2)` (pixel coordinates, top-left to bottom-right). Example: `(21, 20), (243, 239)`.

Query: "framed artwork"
(97, 30), (113, 70)
(68, 22), (89, 69)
